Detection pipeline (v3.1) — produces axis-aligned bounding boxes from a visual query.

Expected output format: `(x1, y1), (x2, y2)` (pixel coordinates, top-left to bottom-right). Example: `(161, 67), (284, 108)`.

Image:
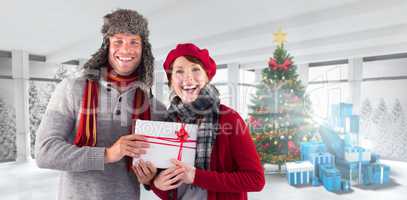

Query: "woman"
(134, 43), (265, 200)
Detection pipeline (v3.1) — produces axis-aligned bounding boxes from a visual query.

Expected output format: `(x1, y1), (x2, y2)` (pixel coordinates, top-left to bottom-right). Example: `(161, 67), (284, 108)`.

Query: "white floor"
(0, 159), (406, 200)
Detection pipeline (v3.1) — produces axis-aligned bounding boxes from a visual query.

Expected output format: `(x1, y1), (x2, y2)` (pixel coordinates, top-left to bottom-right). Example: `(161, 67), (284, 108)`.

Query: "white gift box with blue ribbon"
(344, 146), (371, 163)
(286, 161), (314, 185)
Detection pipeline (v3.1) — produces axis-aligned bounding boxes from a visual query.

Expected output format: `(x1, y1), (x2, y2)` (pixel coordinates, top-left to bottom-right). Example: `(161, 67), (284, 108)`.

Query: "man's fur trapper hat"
(83, 9), (154, 89)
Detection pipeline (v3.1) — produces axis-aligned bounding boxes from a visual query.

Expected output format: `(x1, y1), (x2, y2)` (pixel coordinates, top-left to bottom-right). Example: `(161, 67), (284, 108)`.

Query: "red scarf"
(74, 67), (151, 148)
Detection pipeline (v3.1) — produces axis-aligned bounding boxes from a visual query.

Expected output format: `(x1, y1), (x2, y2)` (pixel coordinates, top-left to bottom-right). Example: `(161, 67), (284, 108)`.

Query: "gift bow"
(268, 58), (292, 71)
(175, 124), (189, 161)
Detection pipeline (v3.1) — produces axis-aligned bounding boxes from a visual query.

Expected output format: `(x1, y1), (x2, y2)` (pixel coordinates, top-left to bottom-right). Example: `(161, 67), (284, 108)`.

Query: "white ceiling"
(1, 0), (407, 68)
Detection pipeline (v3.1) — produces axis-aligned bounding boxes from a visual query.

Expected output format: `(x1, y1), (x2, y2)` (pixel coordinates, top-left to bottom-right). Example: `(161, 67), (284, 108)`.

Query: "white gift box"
(286, 161), (314, 185)
(132, 120), (198, 168)
(344, 146), (371, 163)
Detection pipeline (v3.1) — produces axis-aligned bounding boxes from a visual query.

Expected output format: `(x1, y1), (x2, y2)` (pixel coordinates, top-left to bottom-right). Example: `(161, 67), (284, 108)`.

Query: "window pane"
(239, 69), (255, 84)
(363, 58), (407, 78)
(0, 57), (12, 76)
(307, 82), (349, 119)
(309, 64), (348, 82)
(214, 84), (231, 107)
(29, 80), (57, 158)
(360, 79), (407, 161)
(0, 78), (16, 163)
(239, 85), (256, 119)
(211, 68), (228, 83)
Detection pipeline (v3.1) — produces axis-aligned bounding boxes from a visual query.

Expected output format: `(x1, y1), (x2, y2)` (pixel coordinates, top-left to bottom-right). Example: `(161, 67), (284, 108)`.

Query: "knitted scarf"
(167, 84), (220, 170)
(74, 67), (151, 147)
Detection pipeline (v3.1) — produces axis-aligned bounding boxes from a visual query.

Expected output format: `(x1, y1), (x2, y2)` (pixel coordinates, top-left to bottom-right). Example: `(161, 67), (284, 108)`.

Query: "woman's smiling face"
(170, 56), (209, 104)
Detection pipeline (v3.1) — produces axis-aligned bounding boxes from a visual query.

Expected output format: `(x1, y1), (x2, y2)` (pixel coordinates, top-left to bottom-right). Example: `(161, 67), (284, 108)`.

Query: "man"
(35, 9), (165, 200)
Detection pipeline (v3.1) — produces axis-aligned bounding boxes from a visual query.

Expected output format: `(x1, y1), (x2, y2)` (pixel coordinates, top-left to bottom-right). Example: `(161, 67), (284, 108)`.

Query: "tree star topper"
(273, 28), (287, 46)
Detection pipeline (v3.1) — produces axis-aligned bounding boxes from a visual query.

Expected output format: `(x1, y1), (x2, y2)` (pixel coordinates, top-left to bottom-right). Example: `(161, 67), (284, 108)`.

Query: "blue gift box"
(319, 165), (341, 192)
(341, 179), (351, 192)
(331, 103), (353, 129)
(285, 161), (314, 185)
(362, 163), (390, 185)
(336, 160), (371, 185)
(349, 115), (359, 133)
(371, 164), (390, 185)
(300, 142), (326, 161)
(308, 152), (335, 177)
(337, 162), (363, 185)
(371, 153), (380, 163)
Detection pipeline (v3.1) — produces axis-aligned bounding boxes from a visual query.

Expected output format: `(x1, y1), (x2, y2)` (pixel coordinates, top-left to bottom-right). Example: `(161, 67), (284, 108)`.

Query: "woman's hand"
(153, 165), (185, 191)
(132, 159), (157, 185)
(105, 134), (149, 163)
(170, 159), (196, 184)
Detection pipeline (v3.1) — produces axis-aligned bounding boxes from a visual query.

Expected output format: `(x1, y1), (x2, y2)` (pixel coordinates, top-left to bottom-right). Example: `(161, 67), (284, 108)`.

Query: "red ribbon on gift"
(176, 124), (188, 161)
(268, 58), (293, 71)
(139, 123), (196, 161)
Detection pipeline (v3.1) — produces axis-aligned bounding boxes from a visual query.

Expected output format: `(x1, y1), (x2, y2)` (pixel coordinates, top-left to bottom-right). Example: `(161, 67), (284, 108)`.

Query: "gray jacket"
(35, 77), (166, 200)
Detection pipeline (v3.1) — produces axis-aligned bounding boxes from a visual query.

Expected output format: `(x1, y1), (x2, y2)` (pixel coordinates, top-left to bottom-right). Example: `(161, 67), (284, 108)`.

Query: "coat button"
(106, 88), (111, 92)
(118, 97), (122, 102)
(115, 110), (121, 115)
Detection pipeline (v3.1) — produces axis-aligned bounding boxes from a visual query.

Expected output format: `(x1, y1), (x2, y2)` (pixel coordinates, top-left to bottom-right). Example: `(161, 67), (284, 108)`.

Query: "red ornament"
(288, 140), (299, 156)
(262, 143), (270, 149)
(249, 116), (262, 129)
(268, 58), (293, 71)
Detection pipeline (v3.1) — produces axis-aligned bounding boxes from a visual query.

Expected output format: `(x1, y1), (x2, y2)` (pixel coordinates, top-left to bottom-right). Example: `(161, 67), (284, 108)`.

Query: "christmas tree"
(248, 29), (316, 169)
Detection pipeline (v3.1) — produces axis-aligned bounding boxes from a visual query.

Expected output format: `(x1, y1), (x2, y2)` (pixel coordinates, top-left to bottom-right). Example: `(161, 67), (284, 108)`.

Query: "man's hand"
(105, 134), (149, 163)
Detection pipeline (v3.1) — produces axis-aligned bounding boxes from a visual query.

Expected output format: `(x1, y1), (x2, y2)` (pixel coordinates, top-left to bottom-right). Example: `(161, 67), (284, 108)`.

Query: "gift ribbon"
(138, 123), (196, 161)
(380, 166), (384, 184)
(268, 58), (293, 71)
(176, 124), (188, 160)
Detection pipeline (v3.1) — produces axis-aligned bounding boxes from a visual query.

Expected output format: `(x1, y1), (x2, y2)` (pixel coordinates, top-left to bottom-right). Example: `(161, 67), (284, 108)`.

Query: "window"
(0, 57), (16, 162)
(307, 64), (349, 119)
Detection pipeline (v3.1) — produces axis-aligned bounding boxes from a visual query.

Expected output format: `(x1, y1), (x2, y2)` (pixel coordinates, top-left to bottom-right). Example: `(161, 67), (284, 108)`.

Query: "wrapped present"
(308, 152), (335, 177)
(331, 103), (353, 127)
(319, 165), (341, 192)
(285, 161), (314, 185)
(348, 115), (359, 133)
(132, 120), (198, 168)
(300, 141), (326, 161)
(362, 163), (390, 185)
(371, 153), (380, 163)
(344, 146), (371, 163)
(338, 162), (362, 185)
(341, 179), (351, 192)
(344, 132), (360, 147)
(312, 176), (321, 186)
(371, 164), (390, 185)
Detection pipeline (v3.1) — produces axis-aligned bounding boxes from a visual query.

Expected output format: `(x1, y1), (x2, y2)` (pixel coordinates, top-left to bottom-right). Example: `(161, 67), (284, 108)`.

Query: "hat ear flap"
(103, 13), (112, 24)
(102, 14), (112, 34)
